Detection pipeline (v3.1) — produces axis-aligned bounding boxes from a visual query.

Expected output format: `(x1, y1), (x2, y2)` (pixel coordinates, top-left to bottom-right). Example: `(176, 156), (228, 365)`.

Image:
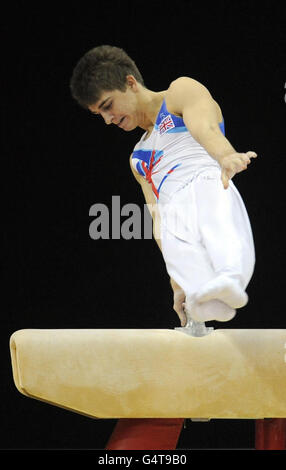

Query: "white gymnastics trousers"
(158, 168), (255, 322)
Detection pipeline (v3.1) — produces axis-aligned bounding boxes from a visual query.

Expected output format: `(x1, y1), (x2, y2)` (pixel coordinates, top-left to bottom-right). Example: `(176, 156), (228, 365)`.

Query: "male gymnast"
(70, 45), (257, 328)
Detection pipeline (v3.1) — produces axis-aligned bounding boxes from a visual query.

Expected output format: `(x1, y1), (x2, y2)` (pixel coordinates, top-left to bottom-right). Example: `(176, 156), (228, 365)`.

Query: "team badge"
(159, 114), (175, 135)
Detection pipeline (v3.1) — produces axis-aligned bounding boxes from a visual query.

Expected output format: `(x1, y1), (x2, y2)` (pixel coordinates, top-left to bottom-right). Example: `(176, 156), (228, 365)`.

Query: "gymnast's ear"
(126, 74), (140, 91)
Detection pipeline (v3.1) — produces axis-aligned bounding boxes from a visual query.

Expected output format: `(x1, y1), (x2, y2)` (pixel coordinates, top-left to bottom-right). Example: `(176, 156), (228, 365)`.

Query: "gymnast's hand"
(170, 279), (187, 327)
(220, 151), (257, 189)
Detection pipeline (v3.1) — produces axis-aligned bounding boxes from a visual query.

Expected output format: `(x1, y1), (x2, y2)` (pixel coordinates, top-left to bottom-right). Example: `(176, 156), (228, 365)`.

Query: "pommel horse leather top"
(9, 328), (286, 420)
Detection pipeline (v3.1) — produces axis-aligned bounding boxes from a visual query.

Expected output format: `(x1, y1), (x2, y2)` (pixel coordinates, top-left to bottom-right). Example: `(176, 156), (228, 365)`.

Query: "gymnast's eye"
(103, 101), (113, 111)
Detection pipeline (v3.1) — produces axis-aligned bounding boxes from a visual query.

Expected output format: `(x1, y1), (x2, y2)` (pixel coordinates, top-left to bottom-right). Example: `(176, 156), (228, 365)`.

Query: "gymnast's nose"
(102, 112), (114, 125)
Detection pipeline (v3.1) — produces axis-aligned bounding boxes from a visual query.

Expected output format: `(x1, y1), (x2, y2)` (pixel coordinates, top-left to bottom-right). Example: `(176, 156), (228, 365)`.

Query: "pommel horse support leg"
(10, 328), (286, 450)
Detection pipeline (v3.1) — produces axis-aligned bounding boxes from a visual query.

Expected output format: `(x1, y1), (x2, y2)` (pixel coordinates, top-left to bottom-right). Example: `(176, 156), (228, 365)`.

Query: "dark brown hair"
(70, 45), (145, 109)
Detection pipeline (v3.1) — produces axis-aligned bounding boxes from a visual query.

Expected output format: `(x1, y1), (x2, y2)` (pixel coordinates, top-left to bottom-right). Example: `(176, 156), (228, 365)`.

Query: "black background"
(2, 0), (286, 451)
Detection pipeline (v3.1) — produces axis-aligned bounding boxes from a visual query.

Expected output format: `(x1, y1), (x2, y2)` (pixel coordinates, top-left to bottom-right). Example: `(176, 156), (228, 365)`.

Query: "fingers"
(237, 152), (257, 174)
(239, 151), (257, 168)
(221, 151), (257, 189)
(246, 151), (257, 159)
(181, 302), (187, 326)
(221, 170), (229, 189)
(174, 301), (187, 326)
(177, 310), (187, 327)
(237, 154), (251, 169)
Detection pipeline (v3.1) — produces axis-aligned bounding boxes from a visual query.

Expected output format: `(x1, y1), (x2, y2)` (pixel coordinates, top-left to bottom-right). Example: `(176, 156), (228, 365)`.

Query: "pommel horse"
(9, 321), (286, 450)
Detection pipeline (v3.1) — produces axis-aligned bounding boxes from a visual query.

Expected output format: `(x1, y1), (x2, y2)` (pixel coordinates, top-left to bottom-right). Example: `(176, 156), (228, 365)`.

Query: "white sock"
(185, 298), (236, 322)
(195, 274), (248, 309)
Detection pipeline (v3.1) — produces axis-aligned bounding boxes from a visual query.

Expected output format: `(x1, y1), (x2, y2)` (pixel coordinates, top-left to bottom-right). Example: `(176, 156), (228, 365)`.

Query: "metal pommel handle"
(175, 318), (214, 337)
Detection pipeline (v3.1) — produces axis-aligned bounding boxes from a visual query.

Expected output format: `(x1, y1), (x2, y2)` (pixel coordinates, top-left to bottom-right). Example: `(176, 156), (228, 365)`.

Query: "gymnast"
(70, 45), (257, 329)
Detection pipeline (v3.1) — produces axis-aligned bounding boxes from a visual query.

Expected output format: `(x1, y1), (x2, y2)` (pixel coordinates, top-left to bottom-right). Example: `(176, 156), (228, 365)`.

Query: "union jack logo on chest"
(159, 114), (175, 135)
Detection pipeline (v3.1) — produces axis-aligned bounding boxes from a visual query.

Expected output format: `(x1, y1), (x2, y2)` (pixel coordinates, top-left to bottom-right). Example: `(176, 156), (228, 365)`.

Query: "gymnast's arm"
(167, 76), (257, 189)
(129, 155), (162, 250)
(129, 155), (187, 327)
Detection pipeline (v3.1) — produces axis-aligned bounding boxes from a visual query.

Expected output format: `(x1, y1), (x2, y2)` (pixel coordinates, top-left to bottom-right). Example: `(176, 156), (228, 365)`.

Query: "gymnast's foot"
(185, 298), (236, 323)
(195, 274), (248, 309)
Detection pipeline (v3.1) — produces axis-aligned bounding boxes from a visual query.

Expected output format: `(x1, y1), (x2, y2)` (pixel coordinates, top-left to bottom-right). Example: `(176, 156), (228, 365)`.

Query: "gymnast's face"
(88, 75), (140, 131)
